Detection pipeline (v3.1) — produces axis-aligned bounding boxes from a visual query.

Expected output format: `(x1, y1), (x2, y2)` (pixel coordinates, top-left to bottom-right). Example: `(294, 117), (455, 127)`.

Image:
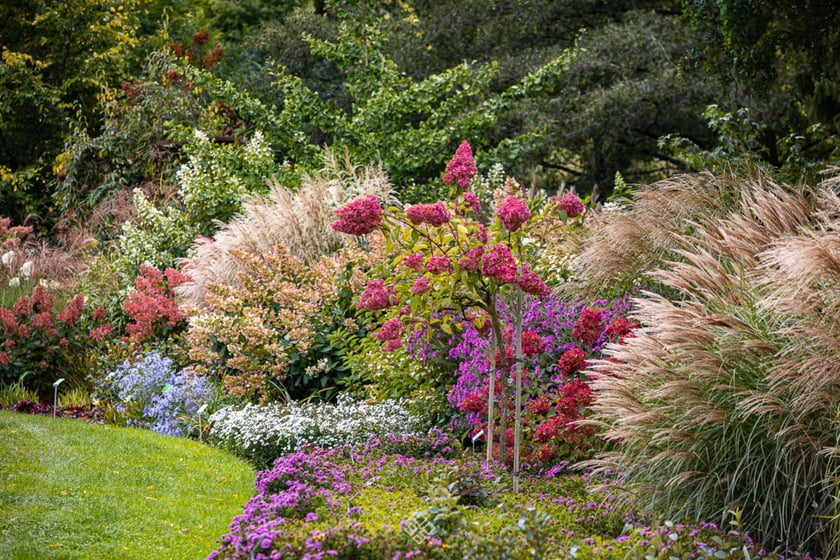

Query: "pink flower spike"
(443, 140), (477, 189)
(331, 195), (382, 236)
(496, 196), (530, 232)
(458, 246), (484, 271)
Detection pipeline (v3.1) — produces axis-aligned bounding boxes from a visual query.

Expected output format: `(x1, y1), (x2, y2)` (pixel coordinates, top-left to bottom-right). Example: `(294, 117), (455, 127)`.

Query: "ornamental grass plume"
(582, 169), (840, 556)
(571, 171), (753, 296)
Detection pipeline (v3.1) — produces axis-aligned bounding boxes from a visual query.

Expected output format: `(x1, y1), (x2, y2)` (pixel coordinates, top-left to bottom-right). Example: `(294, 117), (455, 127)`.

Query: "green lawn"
(0, 411), (255, 560)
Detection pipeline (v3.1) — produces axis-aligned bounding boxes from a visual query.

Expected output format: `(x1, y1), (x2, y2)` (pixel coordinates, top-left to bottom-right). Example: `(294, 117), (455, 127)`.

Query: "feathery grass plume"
(178, 150), (394, 307)
(570, 171), (770, 297)
(582, 170), (838, 556)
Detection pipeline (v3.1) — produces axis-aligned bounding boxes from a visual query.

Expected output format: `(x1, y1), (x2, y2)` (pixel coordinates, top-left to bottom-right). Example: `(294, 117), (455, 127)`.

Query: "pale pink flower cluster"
(442, 140), (477, 189)
(356, 279), (395, 311)
(403, 253), (425, 272)
(496, 195), (531, 232)
(331, 195), (382, 236)
(517, 265), (551, 296)
(406, 201), (450, 227)
(458, 246), (485, 271)
(425, 255), (452, 274)
(410, 276), (431, 295)
(481, 244), (517, 283)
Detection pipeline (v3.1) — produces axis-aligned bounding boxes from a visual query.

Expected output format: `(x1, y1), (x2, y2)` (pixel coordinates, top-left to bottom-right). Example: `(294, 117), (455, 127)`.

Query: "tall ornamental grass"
(584, 170), (840, 556)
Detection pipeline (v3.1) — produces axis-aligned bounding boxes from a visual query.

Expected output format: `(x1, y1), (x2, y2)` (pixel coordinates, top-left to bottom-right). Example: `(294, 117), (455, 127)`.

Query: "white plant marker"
(52, 378), (65, 417)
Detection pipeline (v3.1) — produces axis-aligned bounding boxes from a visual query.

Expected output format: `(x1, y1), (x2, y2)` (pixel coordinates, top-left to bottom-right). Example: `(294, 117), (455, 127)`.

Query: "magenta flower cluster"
(496, 196), (531, 232)
(406, 201), (451, 227)
(481, 244), (517, 283)
(356, 279), (396, 311)
(556, 192), (584, 218)
(442, 140), (477, 189)
(331, 195), (382, 236)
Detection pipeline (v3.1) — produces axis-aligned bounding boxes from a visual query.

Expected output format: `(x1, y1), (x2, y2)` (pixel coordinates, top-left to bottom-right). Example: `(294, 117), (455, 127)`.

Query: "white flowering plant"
(208, 395), (425, 467)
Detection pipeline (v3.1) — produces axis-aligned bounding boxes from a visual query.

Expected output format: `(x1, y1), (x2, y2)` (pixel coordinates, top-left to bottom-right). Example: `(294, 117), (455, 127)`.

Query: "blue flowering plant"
(102, 350), (218, 437)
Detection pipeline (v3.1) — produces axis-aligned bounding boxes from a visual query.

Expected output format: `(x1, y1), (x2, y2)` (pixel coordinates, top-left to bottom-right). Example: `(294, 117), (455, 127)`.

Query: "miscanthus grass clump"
(209, 395), (424, 467)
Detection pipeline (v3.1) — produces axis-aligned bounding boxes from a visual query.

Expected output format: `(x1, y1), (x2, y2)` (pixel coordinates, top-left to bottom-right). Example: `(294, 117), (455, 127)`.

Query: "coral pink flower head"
(496, 196), (530, 232)
(331, 195), (382, 236)
(443, 140), (477, 189)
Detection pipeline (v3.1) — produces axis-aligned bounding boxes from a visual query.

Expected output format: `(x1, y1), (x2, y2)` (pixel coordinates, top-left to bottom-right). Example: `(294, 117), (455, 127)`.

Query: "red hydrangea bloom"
(458, 391), (486, 413)
(533, 417), (564, 443)
(517, 265), (551, 297)
(331, 195), (382, 236)
(31, 285), (54, 313)
(557, 348), (588, 377)
(558, 192), (584, 218)
(425, 255), (452, 274)
(123, 266), (186, 341)
(406, 202), (450, 227)
(31, 311), (53, 330)
(572, 307), (603, 345)
(403, 253), (425, 272)
(13, 295), (31, 319)
(410, 276), (431, 295)
(535, 444), (556, 464)
(56, 295), (85, 327)
(1, 309), (16, 335)
(481, 244), (517, 283)
(0, 351), (10, 366)
(604, 317), (638, 341)
(356, 279), (396, 311)
(92, 306), (106, 322)
(527, 394), (552, 415)
(89, 324), (114, 342)
(374, 317), (403, 343)
(496, 196), (531, 232)
(522, 330), (548, 357)
(442, 140), (477, 189)
(556, 379), (594, 416)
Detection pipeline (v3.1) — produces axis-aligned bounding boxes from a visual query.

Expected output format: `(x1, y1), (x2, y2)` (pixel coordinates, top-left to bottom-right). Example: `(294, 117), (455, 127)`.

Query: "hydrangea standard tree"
(331, 141), (585, 488)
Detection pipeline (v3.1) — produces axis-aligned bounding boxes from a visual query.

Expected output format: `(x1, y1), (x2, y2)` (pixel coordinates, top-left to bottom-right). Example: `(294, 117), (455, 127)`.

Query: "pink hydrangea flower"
(557, 192), (584, 218)
(403, 253), (425, 272)
(442, 140), (477, 189)
(458, 191), (481, 215)
(406, 201), (451, 227)
(557, 348), (588, 377)
(331, 195), (382, 236)
(496, 196), (531, 232)
(425, 255), (452, 274)
(356, 279), (395, 311)
(458, 246), (484, 271)
(481, 244), (517, 283)
(410, 276), (431, 295)
(517, 265), (551, 296)
(374, 317), (403, 342)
